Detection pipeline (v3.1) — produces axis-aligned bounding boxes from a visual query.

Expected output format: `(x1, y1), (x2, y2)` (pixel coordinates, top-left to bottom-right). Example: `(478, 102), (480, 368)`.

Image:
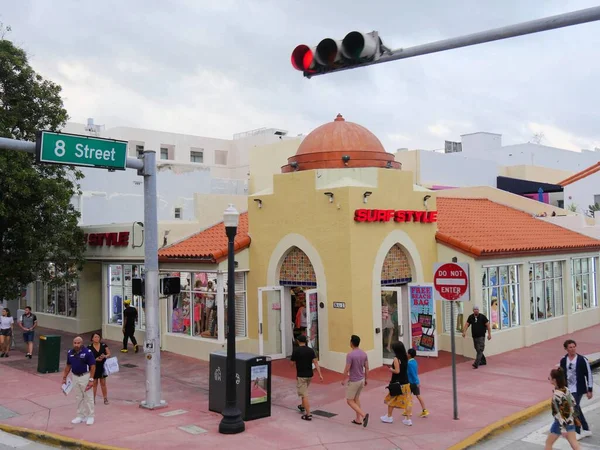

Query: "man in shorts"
(342, 335), (370, 427)
(19, 306), (37, 359)
(290, 334), (323, 421)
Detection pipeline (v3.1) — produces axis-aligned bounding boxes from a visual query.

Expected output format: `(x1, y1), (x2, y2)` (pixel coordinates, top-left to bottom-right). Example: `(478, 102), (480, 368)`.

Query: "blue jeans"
(572, 392), (590, 433)
(23, 331), (34, 342)
(550, 420), (576, 435)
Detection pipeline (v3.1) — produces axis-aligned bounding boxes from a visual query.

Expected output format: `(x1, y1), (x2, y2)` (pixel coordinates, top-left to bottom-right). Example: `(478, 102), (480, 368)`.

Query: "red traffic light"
(291, 45), (314, 72)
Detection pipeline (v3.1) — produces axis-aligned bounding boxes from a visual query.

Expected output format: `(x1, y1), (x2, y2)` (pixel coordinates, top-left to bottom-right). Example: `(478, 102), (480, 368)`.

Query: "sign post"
(433, 262), (469, 421)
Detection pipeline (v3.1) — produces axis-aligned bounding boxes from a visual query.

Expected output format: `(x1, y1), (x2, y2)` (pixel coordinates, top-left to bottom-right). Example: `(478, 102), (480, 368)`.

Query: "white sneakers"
(581, 429), (592, 437)
(71, 417), (94, 425)
(402, 419), (413, 426)
(380, 415), (393, 423)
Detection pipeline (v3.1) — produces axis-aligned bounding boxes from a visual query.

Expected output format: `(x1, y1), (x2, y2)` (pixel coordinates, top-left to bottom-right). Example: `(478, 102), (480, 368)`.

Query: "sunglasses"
(569, 363), (573, 370)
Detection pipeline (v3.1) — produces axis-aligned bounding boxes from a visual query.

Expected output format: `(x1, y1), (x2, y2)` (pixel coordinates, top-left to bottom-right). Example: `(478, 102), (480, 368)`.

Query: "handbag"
(387, 382), (402, 397)
(104, 356), (120, 376)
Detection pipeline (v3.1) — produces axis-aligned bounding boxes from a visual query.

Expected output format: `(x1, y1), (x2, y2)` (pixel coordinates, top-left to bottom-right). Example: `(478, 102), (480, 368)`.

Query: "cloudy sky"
(2, 0), (600, 152)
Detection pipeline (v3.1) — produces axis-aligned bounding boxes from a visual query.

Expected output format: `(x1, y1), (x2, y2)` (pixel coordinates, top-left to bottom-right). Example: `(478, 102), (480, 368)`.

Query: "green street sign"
(36, 131), (128, 170)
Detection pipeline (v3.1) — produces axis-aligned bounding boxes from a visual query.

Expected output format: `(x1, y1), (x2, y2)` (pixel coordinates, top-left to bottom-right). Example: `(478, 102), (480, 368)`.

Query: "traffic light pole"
(305, 5), (600, 77)
(0, 136), (166, 410)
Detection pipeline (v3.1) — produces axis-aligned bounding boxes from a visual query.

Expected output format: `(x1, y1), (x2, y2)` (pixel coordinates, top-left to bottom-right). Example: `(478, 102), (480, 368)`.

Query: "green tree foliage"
(0, 29), (85, 300)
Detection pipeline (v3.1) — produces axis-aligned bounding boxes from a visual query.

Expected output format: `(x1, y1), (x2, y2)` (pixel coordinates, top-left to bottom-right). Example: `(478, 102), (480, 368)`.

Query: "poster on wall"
(408, 283), (438, 357)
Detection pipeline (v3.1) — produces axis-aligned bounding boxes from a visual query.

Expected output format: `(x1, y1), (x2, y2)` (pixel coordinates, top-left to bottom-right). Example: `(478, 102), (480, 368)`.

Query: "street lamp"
(219, 204), (245, 434)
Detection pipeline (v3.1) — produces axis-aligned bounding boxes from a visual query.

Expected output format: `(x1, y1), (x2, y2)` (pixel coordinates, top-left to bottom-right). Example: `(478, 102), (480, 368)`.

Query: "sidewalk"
(0, 325), (599, 450)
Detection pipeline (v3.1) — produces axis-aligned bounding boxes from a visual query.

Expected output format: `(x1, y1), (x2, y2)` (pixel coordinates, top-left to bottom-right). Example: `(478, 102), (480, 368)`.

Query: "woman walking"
(0, 308), (14, 358)
(545, 368), (580, 450)
(381, 341), (413, 426)
(88, 333), (111, 404)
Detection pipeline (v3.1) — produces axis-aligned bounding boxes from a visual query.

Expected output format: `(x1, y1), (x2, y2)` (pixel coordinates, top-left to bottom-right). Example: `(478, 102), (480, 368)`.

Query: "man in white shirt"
(559, 339), (593, 438)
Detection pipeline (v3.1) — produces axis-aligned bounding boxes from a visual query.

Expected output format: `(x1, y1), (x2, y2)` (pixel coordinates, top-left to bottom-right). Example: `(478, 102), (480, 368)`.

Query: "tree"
(588, 203), (600, 218)
(0, 28), (85, 301)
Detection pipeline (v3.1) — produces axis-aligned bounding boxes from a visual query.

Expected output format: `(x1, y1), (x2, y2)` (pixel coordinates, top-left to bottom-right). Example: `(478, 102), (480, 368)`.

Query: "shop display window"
(165, 271), (246, 340)
(529, 261), (564, 322)
(442, 300), (464, 334)
(572, 257), (597, 311)
(35, 279), (79, 318)
(107, 264), (146, 329)
(481, 265), (520, 330)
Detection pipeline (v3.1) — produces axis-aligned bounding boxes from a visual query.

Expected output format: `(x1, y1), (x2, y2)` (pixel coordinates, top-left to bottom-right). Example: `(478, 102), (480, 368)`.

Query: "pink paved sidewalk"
(0, 325), (599, 449)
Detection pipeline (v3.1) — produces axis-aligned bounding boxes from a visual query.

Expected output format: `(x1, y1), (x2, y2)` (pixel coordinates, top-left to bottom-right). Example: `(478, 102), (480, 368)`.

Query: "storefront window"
(165, 271), (246, 339)
(572, 257), (597, 311)
(35, 279), (79, 317)
(107, 264), (146, 329)
(442, 301), (464, 334)
(529, 262), (564, 321)
(481, 265), (520, 330)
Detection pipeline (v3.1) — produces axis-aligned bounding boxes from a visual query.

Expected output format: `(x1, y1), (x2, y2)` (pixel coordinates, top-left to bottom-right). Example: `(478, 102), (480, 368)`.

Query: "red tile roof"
(558, 162), (600, 187)
(436, 198), (600, 257)
(158, 212), (250, 263)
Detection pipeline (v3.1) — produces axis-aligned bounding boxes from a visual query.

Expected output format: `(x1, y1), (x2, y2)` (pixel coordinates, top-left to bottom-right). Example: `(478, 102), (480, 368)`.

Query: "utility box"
(37, 335), (61, 374)
(208, 352), (271, 421)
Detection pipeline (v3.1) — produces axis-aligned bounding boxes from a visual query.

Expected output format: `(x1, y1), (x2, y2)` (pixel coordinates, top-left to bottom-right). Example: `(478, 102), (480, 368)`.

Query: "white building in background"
(62, 119), (294, 225)
(558, 162), (600, 215)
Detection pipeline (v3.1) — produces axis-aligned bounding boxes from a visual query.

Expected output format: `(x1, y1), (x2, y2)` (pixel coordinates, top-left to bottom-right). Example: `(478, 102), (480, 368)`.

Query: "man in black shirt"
(290, 335), (323, 421)
(121, 300), (139, 353)
(462, 305), (491, 369)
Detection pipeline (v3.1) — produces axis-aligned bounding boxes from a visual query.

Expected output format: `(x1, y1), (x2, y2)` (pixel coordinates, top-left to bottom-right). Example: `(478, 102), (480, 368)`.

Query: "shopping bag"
(104, 356), (120, 376)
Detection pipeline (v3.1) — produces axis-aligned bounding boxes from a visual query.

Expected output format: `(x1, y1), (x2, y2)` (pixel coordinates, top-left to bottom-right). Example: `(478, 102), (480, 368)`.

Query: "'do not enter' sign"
(433, 262), (470, 302)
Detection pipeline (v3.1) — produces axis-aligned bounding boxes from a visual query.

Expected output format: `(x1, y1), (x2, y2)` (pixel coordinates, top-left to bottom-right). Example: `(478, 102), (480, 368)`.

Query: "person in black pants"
(121, 300), (139, 353)
(462, 305), (492, 369)
(560, 339), (593, 438)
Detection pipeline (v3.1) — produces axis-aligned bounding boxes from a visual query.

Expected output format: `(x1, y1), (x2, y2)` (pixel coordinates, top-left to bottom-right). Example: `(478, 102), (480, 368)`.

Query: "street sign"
(36, 131), (127, 170)
(433, 262), (469, 302)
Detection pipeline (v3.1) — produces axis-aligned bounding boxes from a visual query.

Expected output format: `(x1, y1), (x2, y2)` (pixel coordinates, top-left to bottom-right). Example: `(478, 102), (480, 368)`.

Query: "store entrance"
(381, 286), (409, 364)
(288, 288), (319, 359)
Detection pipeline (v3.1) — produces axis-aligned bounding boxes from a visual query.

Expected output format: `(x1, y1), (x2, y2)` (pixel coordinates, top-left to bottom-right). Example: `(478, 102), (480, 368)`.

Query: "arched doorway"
(380, 244), (412, 363)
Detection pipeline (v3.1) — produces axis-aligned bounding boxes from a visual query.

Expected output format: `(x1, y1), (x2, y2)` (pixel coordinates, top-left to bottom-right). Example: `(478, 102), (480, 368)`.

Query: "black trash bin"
(37, 335), (61, 374)
(209, 352), (271, 421)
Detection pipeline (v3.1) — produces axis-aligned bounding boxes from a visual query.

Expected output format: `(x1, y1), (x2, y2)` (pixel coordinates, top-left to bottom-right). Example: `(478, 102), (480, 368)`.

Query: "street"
(0, 431), (55, 450)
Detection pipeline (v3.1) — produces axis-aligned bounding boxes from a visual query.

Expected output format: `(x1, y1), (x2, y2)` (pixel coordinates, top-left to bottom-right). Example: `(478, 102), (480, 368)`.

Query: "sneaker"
(0, 353), (4, 358)
(86, 417), (94, 425)
(120, 349), (128, 353)
(380, 415), (393, 423)
(28, 354), (32, 359)
(420, 409), (429, 418)
(402, 419), (413, 426)
(581, 430), (592, 438)
(402, 411), (408, 417)
(71, 417), (84, 424)
(134, 345), (139, 354)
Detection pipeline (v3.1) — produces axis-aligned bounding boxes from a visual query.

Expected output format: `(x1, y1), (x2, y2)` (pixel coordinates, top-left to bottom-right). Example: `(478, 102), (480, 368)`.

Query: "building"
(558, 162), (600, 216)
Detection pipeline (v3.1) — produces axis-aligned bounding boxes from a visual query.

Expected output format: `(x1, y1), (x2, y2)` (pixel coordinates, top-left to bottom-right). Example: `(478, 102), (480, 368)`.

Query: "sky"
(2, 0), (600, 153)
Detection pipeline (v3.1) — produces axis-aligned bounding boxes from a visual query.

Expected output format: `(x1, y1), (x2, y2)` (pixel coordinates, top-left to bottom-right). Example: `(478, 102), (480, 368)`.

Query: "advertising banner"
(408, 283), (438, 357)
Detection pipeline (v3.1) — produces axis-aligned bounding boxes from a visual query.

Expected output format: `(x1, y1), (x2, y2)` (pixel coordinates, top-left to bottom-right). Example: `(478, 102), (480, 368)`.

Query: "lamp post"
(219, 204), (246, 434)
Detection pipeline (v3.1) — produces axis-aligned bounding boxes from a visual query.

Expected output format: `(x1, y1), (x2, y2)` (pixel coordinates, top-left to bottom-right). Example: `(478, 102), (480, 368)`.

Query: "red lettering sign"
(354, 209), (437, 224)
(85, 231), (130, 247)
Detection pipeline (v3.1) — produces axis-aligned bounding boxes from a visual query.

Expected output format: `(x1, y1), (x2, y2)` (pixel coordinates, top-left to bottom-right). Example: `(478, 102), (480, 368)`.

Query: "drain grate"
(122, 363), (138, 368)
(312, 410), (337, 418)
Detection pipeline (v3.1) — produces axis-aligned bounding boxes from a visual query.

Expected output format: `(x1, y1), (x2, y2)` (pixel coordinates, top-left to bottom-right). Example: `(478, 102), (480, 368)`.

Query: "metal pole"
(450, 300), (458, 420)
(0, 137), (35, 153)
(139, 150), (166, 410)
(219, 224), (245, 434)
(307, 5), (600, 77)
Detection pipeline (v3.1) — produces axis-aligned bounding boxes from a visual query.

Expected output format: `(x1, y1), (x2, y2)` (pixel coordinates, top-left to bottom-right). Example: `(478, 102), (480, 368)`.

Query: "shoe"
(402, 419), (413, 426)
(0, 353), (4, 358)
(472, 363), (478, 369)
(134, 345), (139, 353)
(86, 417), (94, 425)
(120, 349), (128, 353)
(402, 411), (408, 417)
(576, 433), (583, 441)
(380, 415), (393, 423)
(28, 354), (32, 359)
(420, 409), (429, 418)
(71, 417), (84, 424)
(581, 430), (592, 437)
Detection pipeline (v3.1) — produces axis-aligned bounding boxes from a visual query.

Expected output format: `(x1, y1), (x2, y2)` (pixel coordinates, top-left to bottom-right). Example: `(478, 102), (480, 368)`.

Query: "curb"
(0, 423), (127, 450)
(449, 357), (600, 450)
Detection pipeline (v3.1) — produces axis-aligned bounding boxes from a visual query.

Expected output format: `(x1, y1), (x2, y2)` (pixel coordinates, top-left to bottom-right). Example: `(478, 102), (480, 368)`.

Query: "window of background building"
(107, 264), (146, 329)
(136, 145), (144, 158)
(529, 262), (563, 321)
(482, 265), (520, 330)
(174, 207), (182, 219)
(214, 150), (228, 165)
(160, 147), (169, 160)
(190, 149), (204, 163)
(35, 279), (78, 318)
(573, 257), (597, 311)
(165, 271), (246, 339)
(594, 194), (600, 206)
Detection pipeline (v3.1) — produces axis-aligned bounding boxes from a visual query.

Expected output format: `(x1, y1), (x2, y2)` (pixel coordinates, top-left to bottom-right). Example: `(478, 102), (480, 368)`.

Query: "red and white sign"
(433, 262), (469, 302)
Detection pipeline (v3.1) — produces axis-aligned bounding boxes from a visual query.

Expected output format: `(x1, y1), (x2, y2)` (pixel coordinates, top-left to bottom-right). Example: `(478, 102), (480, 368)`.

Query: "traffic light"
(132, 278), (145, 296)
(160, 276), (181, 296)
(291, 31), (385, 77)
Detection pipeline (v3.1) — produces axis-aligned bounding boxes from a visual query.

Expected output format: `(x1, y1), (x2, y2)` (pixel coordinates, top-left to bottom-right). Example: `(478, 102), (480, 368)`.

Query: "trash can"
(37, 335), (61, 374)
(209, 352), (271, 421)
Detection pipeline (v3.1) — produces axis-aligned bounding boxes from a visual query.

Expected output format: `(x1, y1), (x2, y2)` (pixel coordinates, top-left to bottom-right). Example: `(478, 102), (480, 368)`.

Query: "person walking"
(62, 336), (96, 425)
(19, 306), (37, 359)
(290, 334), (323, 421)
(381, 341), (412, 426)
(462, 305), (491, 369)
(407, 348), (429, 418)
(342, 335), (370, 427)
(0, 308), (14, 358)
(121, 299), (139, 353)
(559, 339), (593, 438)
(545, 368), (580, 450)
(88, 333), (111, 405)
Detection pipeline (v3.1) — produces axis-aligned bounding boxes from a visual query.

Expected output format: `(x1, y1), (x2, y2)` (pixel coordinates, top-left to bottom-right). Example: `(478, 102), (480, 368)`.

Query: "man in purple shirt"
(62, 336), (96, 425)
(341, 335), (370, 427)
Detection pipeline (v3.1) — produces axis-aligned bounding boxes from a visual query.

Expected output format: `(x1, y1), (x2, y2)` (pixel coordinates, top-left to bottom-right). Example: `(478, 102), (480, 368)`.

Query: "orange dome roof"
(282, 114), (401, 173)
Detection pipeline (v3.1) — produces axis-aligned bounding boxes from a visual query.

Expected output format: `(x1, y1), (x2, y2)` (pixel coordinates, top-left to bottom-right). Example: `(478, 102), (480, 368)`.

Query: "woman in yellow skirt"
(381, 341), (413, 426)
